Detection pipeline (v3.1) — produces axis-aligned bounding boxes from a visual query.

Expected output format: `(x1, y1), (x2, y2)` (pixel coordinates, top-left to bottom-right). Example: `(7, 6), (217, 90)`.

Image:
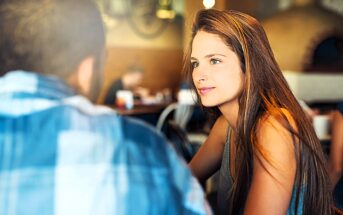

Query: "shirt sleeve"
(164, 141), (212, 215)
(121, 116), (212, 215)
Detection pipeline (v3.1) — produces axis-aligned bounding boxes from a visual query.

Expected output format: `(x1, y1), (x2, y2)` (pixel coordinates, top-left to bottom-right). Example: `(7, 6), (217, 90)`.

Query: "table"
(115, 103), (169, 116)
(111, 103), (172, 126)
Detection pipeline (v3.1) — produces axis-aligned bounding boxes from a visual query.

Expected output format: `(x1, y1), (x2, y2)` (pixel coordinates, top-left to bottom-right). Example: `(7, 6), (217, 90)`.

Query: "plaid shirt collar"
(0, 70), (75, 100)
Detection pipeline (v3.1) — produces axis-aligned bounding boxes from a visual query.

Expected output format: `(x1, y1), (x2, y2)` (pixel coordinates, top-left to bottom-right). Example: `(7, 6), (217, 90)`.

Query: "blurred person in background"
(0, 0), (210, 214)
(185, 9), (333, 215)
(104, 68), (147, 105)
(329, 102), (343, 211)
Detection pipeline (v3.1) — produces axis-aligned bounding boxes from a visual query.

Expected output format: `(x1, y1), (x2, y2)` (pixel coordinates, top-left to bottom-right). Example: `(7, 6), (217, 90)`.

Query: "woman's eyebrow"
(191, 53), (226, 60)
(205, 53), (226, 58)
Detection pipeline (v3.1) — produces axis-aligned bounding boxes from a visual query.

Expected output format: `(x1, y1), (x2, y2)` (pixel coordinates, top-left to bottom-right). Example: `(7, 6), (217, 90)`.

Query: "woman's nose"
(197, 76), (207, 83)
(193, 67), (208, 83)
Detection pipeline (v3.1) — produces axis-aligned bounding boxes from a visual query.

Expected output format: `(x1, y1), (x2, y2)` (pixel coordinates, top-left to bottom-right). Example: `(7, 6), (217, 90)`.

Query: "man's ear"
(75, 56), (95, 97)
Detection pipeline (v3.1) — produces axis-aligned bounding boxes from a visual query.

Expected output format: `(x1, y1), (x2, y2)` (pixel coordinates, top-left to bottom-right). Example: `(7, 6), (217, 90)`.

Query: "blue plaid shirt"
(0, 71), (210, 215)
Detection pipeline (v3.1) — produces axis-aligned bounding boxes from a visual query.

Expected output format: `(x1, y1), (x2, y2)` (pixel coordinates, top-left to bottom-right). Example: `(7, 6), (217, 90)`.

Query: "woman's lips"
(198, 87), (214, 95)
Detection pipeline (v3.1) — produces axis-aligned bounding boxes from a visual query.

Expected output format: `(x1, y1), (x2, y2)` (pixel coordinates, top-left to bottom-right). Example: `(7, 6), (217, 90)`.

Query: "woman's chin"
(200, 101), (218, 108)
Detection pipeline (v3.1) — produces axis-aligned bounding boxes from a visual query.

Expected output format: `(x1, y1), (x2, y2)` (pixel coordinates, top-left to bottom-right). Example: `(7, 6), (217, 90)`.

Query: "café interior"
(98, 0), (343, 144)
(2, 0), (343, 213)
(97, 0), (343, 213)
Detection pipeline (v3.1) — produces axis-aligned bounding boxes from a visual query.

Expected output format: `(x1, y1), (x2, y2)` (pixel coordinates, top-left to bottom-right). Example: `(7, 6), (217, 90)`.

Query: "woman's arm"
(189, 115), (229, 182)
(243, 113), (297, 215)
(329, 110), (343, 188)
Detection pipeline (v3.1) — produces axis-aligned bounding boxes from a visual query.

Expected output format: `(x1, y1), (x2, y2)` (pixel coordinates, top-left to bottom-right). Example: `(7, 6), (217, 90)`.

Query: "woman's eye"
(191, 61), (199, 69)
(210, 58), (221, 65)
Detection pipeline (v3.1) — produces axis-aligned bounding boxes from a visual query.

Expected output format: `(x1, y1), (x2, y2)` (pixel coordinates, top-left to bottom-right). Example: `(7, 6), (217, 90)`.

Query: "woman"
(185, 9), (333, 215)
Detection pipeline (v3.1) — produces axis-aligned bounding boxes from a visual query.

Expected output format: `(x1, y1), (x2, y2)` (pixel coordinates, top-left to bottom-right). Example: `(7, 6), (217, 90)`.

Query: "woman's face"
(191, 30), (245, 108)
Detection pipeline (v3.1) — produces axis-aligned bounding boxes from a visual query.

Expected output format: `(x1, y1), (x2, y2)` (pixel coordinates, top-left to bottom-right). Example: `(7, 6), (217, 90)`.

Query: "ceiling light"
(156, 0), (176, 19)
(203, 0), (215, 9)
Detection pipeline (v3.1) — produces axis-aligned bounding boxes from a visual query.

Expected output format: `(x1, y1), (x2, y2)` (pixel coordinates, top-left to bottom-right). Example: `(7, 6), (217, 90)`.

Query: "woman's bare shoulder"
(255, 108), (297, 167)
(258, 108), (297, 137)
(245, 108), (298, 215)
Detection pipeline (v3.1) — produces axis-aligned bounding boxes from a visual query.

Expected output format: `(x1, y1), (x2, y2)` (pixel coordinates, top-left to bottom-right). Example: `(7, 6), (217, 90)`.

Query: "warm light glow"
(203, 0), (215, 9)
(156, 0), (176, 19)
(156, 9), (175, 19)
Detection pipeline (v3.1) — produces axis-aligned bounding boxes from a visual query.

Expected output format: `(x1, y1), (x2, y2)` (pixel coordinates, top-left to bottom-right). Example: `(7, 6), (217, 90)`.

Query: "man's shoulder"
(57, 97), (178, 174)
(62, 95), (164, 138)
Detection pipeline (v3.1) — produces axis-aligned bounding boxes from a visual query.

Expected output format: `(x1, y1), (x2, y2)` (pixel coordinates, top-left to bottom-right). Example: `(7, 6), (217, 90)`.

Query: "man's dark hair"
(0, 0), (105, 79)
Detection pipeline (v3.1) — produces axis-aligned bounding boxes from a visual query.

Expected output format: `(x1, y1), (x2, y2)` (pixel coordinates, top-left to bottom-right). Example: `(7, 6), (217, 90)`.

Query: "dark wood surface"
(114, 103), (170, 116)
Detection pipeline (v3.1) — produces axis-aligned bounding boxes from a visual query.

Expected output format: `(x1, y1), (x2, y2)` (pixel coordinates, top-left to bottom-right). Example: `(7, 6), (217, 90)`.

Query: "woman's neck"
(218, 100), (240, 130)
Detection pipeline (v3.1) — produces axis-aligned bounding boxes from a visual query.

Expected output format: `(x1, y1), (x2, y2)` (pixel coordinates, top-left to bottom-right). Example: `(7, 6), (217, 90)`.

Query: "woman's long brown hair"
(183, 9), (333, 214)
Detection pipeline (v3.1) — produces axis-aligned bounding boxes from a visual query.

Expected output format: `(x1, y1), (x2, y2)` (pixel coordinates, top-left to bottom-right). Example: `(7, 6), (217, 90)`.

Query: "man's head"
(0, 0), (105, 100)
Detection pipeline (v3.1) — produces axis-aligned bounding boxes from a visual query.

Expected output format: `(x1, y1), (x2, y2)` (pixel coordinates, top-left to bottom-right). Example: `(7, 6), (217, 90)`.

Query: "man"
(0, 0), (210, 214)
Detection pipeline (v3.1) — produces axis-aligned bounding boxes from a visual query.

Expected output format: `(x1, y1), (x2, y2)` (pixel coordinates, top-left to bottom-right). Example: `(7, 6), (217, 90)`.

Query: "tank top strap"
(223, 127), (232, 179)
(217, 127), (234, 214)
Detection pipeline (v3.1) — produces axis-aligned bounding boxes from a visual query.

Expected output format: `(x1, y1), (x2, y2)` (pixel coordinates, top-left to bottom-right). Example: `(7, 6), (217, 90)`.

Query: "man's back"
(0, 71), (208, 215)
